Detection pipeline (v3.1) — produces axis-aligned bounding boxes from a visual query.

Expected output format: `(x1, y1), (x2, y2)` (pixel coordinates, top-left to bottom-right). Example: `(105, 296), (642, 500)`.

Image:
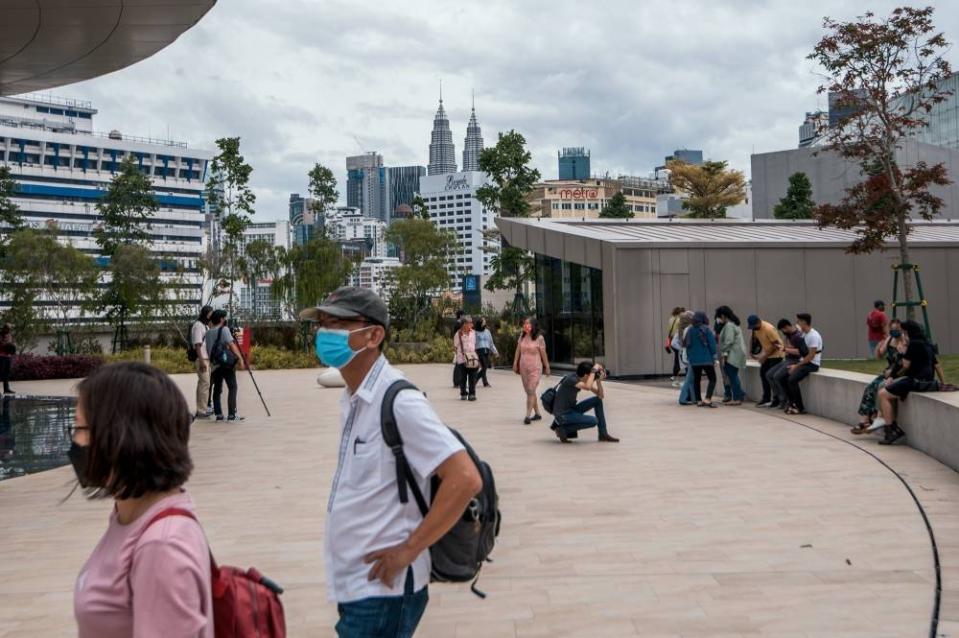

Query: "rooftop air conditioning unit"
(108, 130), (122, 140)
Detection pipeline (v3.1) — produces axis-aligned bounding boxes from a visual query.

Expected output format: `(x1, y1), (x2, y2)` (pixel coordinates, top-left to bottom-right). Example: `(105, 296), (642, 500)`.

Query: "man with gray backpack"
(300, 287), (498, 638)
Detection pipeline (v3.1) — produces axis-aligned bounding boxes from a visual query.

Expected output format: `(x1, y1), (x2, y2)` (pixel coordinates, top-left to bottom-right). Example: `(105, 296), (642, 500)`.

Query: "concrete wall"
(751, 140), (959, 219)
(637, 245), (959, 377)
(741, 364), (959, 474)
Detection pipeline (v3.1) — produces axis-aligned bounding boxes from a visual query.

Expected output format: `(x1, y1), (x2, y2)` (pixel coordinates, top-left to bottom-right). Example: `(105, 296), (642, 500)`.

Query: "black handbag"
(540, 378), (564, 415)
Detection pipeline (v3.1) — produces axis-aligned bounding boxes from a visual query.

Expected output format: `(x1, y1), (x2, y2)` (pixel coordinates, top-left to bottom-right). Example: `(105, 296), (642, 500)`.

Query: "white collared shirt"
(324, 355), (464, 603)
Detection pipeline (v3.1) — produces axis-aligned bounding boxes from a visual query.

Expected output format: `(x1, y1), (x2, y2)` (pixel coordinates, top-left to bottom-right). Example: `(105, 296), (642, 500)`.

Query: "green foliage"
(599, 191), (633, 219)
(410, 194), (430, 220)
(100, 244), (162, 349)
(107, 345), (319, 375)
(668, 160), (747, 219)
(0, 165), (23, 258)
(94, 155), (158, 256)
(273, 237), (355, 318)
(474, 130), (541, 294)
(386, 335), (455, 365)
(206, 137), (256, 315)
(238, 239), (281, 320)
(386, 218), (456, 325)
(774, 172), (815, 220)
(1, 226), (100, 350)
(308, 162), (338, 218)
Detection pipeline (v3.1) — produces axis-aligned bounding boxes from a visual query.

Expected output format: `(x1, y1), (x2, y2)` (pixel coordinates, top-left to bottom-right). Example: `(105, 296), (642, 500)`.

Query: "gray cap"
(299, 286), (390, 328)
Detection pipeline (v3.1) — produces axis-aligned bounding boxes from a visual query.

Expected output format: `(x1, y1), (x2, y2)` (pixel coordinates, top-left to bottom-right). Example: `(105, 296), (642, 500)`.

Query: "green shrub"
(107, 345), (319, 375)
(108, 347), (194, 374)
(249, 346), (318, 370)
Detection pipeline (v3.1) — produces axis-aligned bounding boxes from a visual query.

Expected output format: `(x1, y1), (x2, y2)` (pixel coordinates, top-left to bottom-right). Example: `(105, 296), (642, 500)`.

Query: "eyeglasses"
(64, 424), (89, 437)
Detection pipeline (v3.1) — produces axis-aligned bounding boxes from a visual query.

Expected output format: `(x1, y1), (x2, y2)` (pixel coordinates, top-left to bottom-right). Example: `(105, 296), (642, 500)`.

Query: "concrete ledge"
(742, 362), (959, 472)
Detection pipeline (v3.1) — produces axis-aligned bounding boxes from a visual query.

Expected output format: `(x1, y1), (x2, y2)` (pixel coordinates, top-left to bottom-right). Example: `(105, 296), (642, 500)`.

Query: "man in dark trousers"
(550, 361), (620, 444)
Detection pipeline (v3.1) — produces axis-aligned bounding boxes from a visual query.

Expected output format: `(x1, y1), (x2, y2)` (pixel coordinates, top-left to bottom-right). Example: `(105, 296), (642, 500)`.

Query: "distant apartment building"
(418, 171), (497, 289)
(352, 256), (400, 299)
(558, 147), (590, 180)
(289, 192), (321, 245)
(528, 177), (664, 219)
(655, 149), (704, 177)
(0, 94), (212, 320)
(325, 207), (388, 258)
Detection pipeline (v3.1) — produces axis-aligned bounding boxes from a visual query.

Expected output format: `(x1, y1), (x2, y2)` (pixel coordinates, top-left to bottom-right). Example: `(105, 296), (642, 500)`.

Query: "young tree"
(1, 226), (99, 351)
(238, 239), (280, 320)
(667, 160), (747, 218)
(0, 166), (23, 258)
(206, 137), (256, 317)
(100, 244), (162, 352)
(94, 155), (158, 256)
(474, 130), (541, 306)
(272, 238), (355, 320)
(385, 218), (457, 326)
(809, 6), (952, 320)
(774, 172), (816, 219)
(599, 191), (633, 219)
(93, 155), (160, 350)
(308, 162), (339, 222)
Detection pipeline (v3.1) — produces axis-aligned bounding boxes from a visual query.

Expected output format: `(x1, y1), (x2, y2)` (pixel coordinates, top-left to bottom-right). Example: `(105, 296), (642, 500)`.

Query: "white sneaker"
(757, 402), (772, 408)
(866, 417), (887, 432)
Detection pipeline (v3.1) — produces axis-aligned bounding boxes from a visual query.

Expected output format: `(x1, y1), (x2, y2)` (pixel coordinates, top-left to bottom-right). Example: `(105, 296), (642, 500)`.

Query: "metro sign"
(559, 187), (599, 200)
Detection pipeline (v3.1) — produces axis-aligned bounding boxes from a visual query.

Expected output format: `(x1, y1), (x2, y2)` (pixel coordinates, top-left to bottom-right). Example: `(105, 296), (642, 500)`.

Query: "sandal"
(697, 402), (717, 408)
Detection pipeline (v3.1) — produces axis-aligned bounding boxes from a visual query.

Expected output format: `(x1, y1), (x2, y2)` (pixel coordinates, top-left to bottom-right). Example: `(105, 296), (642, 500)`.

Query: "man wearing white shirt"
(190, 305), (213, 419)
(786, 312), (822, 415)
(300, 287), (482, 638)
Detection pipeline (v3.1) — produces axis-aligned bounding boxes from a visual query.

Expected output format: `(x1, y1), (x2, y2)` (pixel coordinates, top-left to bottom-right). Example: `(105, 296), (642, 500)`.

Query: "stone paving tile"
(0, 366), (955, 637)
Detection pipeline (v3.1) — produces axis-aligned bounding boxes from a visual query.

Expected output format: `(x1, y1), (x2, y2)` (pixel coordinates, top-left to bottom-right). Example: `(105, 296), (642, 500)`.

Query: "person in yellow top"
(748, 314), (784, 407)
(666, 307), (685, 385)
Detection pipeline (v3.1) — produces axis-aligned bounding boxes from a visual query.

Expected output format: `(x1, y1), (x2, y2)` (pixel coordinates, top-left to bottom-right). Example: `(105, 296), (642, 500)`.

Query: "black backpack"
(380, 379), (500, 598)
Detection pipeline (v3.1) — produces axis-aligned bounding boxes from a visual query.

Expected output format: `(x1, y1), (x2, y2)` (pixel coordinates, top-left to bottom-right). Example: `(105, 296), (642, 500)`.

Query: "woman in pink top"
(70, 362), (213, 638)
(513, 317), (551, 424)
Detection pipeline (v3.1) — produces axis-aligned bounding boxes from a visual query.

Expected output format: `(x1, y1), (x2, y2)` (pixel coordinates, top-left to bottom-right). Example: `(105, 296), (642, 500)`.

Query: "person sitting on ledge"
(784, 313), (822, 416)
(550, 361), (619, 444)
(868, 320), (945, 445)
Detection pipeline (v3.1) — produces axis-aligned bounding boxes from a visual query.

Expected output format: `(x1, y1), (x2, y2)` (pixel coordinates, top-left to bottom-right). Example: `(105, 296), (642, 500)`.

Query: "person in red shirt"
(866, 300), (889, 358)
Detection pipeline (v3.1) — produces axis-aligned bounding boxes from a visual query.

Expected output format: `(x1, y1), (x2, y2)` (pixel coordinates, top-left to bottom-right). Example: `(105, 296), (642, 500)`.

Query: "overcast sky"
(59, 0), (958, 221)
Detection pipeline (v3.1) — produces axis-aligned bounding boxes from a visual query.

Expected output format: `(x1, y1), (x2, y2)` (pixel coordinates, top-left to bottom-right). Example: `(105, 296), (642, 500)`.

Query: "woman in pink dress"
(513, 317), (550, 424)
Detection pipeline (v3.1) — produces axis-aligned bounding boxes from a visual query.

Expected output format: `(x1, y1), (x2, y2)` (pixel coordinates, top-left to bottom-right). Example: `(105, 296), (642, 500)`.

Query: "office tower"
(427, 93), (457, 176)
(462, 98), (484, 172)
(558, 147), (590, 180)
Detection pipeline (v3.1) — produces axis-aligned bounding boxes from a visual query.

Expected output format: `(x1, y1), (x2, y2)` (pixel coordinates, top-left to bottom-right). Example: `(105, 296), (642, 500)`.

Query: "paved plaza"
(2, 364), (959, 637)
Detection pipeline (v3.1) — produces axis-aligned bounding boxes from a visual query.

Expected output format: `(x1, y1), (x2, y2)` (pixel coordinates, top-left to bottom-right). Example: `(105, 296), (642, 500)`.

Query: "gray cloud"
(55, 0), (959, 219)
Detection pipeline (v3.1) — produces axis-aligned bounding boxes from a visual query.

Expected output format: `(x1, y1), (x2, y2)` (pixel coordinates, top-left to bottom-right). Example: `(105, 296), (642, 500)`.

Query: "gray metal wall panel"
(947, 250), (959, 355)
(545, 228), (564, 260)
(612, 249), (656, 375)
(755, 249), (805, 325)
(602, 243), (619, 373)
(565, 234), (586, 266)
(803, 249), (858, 358)
(527, 225), (545, 256)
(585, 236), (603, 270)
(703, 249), (757, 318)
(659, 250), (689, 274)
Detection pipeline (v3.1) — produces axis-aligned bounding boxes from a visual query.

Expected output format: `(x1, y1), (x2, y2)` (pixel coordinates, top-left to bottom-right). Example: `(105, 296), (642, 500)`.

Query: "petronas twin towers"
(427, 91), (484, 176)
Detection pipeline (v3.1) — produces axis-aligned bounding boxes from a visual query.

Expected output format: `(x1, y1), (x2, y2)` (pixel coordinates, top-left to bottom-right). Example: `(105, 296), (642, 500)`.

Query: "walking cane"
(240, 354), (272, 417)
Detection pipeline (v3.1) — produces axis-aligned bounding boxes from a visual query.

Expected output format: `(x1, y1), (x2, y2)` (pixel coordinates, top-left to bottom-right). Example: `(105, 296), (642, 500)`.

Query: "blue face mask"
(314, 327), (372, 368)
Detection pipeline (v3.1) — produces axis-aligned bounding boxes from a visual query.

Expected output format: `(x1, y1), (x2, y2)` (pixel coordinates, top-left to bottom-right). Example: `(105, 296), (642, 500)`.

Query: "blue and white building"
(0, 94), (213, 319)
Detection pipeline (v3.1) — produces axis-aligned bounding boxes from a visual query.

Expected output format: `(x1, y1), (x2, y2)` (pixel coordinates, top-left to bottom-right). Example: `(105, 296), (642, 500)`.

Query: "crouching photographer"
(550, 361), (620, 444)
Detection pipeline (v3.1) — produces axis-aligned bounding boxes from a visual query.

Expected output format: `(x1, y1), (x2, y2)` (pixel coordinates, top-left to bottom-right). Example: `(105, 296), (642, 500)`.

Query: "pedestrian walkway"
(1, 365), (958, 637)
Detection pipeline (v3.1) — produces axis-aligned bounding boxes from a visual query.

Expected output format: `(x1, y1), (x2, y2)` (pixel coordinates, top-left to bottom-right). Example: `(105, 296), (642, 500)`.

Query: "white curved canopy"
(0, 0), (216, 96)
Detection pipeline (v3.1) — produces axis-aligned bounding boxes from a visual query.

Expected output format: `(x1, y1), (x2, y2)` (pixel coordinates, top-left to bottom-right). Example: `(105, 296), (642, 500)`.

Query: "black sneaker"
(523, 417), (532, 425)
(879, 424), (905, 445)
(467, 395), (476, 402)
(460, 395), (467, 401)
(531, 414), (543, 421)
(227, 415), (245, 422)
(768, 401), (781, 409)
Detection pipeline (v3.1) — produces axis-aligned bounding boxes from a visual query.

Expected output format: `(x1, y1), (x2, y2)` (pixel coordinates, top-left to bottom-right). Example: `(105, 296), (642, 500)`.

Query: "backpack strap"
(380, 379), (429, 517)
(144, 507), (220, 574)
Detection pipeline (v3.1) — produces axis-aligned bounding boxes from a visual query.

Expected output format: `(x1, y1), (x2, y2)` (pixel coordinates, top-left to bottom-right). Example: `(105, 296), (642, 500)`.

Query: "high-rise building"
(558, 147), (590, 180)
(346, 152), (387, 221)
(655, 149), (704, 176)
(828, 90), (867, 128)
(462, 99), (484, 172)
(352, 256), (401, 299)
(0, 94), (211, 320)
(798, 111), (828, 148)
(418, 171), (497, 289)
(894, 71), (959, 150)
(386, 165), (426, 218)
(427, 95), (457, 176)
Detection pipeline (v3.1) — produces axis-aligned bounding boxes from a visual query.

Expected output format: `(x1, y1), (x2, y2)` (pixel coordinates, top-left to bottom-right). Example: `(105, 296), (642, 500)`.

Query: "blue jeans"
(679, 366), (694, 404)
(723, 363), (745, 401)
(336, 569), (428, 638)
(557, 396), (610, 437)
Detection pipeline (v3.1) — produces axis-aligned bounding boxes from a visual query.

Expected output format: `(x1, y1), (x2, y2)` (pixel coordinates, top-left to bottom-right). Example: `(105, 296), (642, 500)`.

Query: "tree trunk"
(897, 212), (917, 321)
